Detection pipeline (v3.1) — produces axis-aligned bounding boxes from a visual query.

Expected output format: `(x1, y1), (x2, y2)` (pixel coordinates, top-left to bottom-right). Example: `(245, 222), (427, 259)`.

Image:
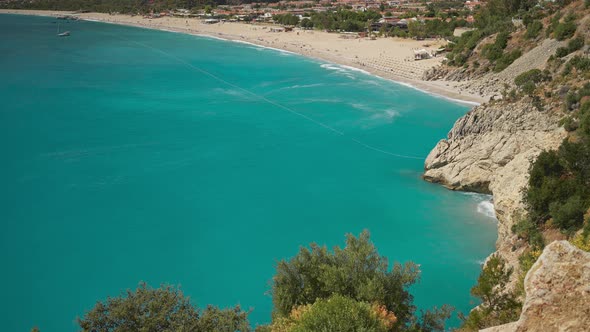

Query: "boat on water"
(57, 23), (70, 37)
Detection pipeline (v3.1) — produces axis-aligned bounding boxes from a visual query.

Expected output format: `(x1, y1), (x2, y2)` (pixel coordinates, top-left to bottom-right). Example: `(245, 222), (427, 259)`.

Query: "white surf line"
(117, 35), (424, 160)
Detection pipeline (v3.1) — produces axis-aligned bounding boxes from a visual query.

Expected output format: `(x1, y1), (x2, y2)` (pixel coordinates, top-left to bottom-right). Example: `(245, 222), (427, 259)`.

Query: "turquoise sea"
(0, 14), (497, 331)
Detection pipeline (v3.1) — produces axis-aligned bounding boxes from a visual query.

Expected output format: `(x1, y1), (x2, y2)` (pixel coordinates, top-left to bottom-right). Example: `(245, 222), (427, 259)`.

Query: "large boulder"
(481, 241), (590, 332)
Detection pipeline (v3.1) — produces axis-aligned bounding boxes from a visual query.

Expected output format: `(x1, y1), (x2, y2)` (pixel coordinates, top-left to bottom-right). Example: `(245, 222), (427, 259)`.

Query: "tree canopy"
(77, 282), (250, 332)
(271, 231), (451, 332)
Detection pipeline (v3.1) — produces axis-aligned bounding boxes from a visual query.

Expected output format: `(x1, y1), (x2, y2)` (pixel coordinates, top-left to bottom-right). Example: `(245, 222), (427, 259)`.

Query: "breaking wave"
(463, 192), (497, 219)
(477, 200), (497, 219)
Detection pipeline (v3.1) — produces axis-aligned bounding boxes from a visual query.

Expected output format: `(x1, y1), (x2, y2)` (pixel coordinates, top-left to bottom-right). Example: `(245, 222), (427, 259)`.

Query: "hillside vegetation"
(440, 0), (590, 330)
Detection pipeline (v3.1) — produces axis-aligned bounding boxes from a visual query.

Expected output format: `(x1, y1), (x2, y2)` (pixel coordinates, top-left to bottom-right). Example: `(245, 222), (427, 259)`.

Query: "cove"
(0, 14), (497, 331)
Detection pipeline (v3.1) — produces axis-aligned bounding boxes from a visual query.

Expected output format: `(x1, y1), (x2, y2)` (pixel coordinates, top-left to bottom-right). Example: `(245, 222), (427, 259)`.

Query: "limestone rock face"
(424, 100), (566, 273)
(481, 241), (590, 332)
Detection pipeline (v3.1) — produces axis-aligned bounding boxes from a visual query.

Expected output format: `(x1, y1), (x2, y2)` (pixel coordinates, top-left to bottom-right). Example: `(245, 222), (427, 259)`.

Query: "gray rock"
(481, 241), (590, 332)
(424, 99), (566, 277)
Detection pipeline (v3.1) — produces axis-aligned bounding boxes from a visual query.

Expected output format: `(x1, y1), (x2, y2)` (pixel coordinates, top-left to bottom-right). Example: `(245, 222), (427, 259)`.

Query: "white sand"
(0, 9), (486, 104)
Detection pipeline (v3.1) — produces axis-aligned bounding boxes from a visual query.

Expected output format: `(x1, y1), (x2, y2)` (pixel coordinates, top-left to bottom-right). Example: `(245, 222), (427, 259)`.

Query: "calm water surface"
(0, 14), (497, 331)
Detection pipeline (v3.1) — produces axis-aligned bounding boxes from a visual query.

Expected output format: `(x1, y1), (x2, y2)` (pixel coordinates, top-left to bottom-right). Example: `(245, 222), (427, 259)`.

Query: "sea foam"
(477, 200), (497, 219)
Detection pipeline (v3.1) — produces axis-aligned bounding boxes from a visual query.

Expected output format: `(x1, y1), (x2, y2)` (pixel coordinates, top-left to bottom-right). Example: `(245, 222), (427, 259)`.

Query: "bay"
(0, 14), (497, 331)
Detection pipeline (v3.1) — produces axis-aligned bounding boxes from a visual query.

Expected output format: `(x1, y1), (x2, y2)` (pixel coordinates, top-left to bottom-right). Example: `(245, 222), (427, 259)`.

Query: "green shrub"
(526, 135), (590, 232)
(482, 32), (510, 61)
(447, 30), (485, 66)
(567, 36), (585, 52)
(579, 102), (590, 135)
(563, 56), (590, 75)
(460, 255), (521, 330)
(514, 69), (549, 90)
(561, 116), (579, 131)
(512, 218), (544, 248)
(494, 49), (522, 72)
(290, 295), (391, 332)
(556, 36), (585, 57)
(272, 231), (421, 326)
(555, 47), (568, 58)
(525, 20), (543, 39)
(549, 195), (587, 231)
(554, 14), (577, 41)
(521, 81), (536, 95)
(77, 283), (251, 332)
(526, 150), (564, 222)
(546, 11), (563, 37)
(271, 231), (454, 331)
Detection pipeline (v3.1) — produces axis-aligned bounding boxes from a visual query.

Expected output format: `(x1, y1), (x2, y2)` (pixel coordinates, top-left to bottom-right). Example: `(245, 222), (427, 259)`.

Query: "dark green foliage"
(423, 19), (455, 38)
(524, 20), (543, 39)
(300, 18), (313, 29)
(546, 11), (563, 37)
(460, 255), (521, 330)
(561, 116), (579, 132)
(579, 102), (590, 136)
(78, 282), (250, 332)
(514, 69), (543, 86)
(514, 69), (550, 96)
(511, 218), (544, 248)
(525, 115), (590, 232)
(494, 49), (521, 72)
(549, 195), (587, 230)
(521, 81), (536, 95)
(308, 9), (381, 32)
(482, 32), (509, 62)
(273, 14), (300, 26)
(554, 14), (577, 41)
(555, 36), (585, 57)
(271, 231), (449, 331)
(559, 138), (590, 186)
(290, 295), (390, 332)
(446, 31), (484, 66)
(526, 150), (565, 222)
(564, 83), (590, 111)
(411, 305), (454, 332)
(563, 56), (590, 76)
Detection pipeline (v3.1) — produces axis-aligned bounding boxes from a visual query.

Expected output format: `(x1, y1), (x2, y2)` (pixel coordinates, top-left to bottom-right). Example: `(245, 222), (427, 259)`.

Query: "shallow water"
(0, 14), (497, 331)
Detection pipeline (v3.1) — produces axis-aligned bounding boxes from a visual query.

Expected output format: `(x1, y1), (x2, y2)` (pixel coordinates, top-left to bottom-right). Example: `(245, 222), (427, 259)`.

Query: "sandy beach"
(0, 9), (486, 104)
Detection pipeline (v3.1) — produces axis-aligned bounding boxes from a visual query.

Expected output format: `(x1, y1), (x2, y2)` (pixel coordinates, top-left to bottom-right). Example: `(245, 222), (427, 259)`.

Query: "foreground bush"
(459, 255), (521, 331)
(78, 282), (250, 332)
(271, 231), (451, 331)
(271, 294), (394, 332)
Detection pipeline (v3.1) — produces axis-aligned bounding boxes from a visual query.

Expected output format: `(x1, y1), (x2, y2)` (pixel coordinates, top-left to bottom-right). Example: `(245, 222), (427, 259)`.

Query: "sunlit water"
(0, 14), (497, 331)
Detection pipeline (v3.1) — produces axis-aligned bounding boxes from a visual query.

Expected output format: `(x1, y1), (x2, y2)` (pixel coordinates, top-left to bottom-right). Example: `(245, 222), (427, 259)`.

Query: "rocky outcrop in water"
(480, 241), (590, 332)
(423, 99), (566, 275)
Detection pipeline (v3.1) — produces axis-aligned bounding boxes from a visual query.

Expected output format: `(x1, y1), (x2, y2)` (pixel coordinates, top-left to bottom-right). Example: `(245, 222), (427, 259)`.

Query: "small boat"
(57, 23), (70, 37)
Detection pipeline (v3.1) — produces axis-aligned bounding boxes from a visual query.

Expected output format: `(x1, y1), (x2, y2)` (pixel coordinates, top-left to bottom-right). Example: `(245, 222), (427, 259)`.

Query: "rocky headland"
(424, 98), (566, 279)
(422, 24), (590, 327)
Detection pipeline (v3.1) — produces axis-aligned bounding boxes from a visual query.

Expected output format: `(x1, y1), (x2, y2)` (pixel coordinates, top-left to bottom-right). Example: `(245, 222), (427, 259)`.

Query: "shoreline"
(0, 9), (487, 105)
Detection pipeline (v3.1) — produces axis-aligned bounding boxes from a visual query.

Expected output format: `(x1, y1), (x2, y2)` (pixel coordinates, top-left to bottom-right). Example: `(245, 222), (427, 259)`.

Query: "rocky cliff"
(480, 241), (590, 332)
(423, 99), (566, 277)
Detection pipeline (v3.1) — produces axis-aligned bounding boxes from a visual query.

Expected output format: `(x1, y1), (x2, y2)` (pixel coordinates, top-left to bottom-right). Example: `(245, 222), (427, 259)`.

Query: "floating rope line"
(118, 35), (424, 160)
